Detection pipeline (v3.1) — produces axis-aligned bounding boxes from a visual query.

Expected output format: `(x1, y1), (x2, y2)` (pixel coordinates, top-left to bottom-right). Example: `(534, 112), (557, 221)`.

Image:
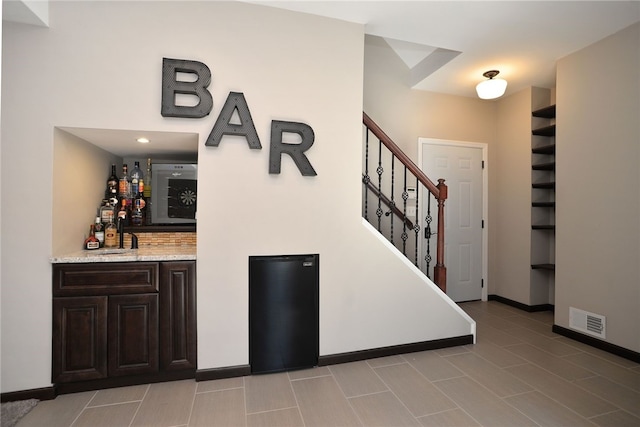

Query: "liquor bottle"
(131, 193), (146, 226)
(130, 161), (144, 196)
(117, 198), (129, 226)
(144, 158), (152, 224)
(84, 224), (100, 250)
(143, 158), (152, 198)
(100, 199), (114, 225)
(104, 218), (117, 248)
(106, 164), (118, 193)
(94, 216), (105, 247)
(105, 164), (118, 207)
(118, 164), (130, 200)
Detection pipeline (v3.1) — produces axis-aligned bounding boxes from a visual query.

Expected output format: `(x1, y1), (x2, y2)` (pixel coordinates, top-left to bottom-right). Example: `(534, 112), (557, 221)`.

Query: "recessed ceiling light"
(137, 137), (150, 144)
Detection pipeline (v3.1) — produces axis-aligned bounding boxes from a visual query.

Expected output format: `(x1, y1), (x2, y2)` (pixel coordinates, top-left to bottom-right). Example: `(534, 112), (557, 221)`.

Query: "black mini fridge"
(249, 254), (319, 374)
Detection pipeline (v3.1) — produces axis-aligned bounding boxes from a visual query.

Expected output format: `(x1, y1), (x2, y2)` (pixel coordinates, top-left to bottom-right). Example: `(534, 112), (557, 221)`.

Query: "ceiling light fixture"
(476, 70), (507, 100)
(137, 137), (150, 144)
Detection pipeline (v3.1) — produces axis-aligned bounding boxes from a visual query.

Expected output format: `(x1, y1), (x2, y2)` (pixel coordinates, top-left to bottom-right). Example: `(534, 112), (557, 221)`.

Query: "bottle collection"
(84, 159), (152, 250)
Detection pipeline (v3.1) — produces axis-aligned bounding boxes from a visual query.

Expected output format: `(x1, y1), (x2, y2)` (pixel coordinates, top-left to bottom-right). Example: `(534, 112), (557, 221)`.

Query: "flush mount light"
(476, 70), (507, 100)
(136, 137), (150, 144)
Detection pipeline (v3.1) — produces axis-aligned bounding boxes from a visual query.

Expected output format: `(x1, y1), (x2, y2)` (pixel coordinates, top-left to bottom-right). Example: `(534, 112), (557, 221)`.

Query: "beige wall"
(555, 22), (640, 352)
(52, 129), (120, 256)
(492, 88), (535, 303)
(1, 1), (473, 393)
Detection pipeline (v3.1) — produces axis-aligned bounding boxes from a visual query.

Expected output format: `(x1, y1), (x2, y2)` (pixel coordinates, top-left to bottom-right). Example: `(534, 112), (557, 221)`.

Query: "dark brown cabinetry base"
(52, 261), (196, 394)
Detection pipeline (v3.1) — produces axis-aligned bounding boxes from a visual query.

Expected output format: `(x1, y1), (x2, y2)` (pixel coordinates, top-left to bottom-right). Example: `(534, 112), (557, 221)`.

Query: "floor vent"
(569, 307), (606, 339)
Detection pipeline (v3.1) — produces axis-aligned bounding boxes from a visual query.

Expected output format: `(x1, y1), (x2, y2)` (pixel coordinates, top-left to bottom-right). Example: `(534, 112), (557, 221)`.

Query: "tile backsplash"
(121, 232), (196, 247)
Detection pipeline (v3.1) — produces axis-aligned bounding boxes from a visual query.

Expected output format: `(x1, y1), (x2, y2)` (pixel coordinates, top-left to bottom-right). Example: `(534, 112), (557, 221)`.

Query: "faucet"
(130, 233), (139, 249)
(117, 219), (138, 249)
(117, 218), (125, 249)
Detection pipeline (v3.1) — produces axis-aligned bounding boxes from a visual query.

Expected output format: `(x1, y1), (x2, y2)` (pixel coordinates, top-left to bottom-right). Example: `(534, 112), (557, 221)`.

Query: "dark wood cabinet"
(160, 262), (197, 371)
(108, 293), (159, 377)
(52, 261), (196, 389)
(52, 296), (108, 383)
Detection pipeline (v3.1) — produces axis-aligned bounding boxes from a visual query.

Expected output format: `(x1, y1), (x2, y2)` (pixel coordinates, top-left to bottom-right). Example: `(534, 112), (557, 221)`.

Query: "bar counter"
(51, 245), (196, 263)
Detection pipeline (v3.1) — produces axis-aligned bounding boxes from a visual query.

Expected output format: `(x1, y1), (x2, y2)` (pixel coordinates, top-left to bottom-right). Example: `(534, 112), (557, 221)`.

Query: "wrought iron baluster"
(376, 138), (383, 231)
(414, 177), (420, 266)
(389, 154), (395, 245)
(362, 128), (370, 222)
(424, 194), (433, 279)
(401, 167), (409, 256)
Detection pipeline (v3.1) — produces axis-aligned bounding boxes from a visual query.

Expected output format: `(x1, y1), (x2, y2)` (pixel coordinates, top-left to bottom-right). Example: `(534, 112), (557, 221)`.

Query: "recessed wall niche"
(52, 127), (198, 256)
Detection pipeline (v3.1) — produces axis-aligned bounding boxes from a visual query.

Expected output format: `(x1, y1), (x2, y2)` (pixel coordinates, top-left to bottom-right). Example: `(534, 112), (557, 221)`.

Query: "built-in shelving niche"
(531, 103), (556, 272)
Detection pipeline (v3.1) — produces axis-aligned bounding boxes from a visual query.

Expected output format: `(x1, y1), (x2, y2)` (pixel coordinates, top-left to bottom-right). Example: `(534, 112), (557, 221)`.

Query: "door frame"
(418, 138), (488, 302)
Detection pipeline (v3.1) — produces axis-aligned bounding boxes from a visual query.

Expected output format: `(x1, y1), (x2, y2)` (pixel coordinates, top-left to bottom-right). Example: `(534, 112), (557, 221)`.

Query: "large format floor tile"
(433, 376), (538, 426)
(131, 380), (196, 427)
(244, 372), (297, 414)
(15, 301), (640, 427)
(189, 388), (246, 427)
(329, 361), (388, 397)
(290, 375), (362, 427)
(374, 362), (457, 416)
(348, 391), (420, 427)
(505, 363), (617, 418)
(504, 391), (597, 427)
(504, 342), (596, 381)
(443, 352), (532, 397)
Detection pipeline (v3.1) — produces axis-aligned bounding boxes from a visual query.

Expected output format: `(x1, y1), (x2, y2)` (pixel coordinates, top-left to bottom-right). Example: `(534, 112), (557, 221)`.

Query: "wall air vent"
(569, 307), (606, 339)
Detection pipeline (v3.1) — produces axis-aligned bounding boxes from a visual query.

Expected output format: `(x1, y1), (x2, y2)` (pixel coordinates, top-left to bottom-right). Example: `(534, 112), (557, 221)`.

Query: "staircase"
(362, 113), (448, 292)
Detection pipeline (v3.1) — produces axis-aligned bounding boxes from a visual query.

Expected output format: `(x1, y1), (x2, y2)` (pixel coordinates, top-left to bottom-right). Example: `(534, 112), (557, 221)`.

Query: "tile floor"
(18, 301), (640, 427)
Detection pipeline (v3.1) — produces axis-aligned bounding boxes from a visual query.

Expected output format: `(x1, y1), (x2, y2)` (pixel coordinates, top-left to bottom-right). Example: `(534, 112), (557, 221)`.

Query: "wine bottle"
(84, 224), (100, 250)
(94, 216), (105, 247)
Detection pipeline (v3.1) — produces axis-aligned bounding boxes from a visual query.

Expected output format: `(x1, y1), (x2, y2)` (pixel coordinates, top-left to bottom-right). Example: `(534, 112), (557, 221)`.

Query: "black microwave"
(151, 163), (197, 224)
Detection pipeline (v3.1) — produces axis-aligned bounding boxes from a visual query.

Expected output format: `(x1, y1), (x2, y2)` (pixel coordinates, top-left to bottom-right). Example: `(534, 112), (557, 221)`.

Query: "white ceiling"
(248, 1), (640, 98)
(58, 127), (199, 161)
(5, 1), (639, 158)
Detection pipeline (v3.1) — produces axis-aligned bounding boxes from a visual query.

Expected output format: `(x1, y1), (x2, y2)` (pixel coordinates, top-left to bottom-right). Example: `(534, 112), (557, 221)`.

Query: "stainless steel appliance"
(151, 163), (197, 224)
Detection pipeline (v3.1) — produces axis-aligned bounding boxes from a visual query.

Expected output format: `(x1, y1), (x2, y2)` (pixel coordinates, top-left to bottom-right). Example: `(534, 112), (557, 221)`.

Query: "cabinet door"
(160, 261), (197, 370)
(108, 294), (159, 377)
(53, 296), (108, 383)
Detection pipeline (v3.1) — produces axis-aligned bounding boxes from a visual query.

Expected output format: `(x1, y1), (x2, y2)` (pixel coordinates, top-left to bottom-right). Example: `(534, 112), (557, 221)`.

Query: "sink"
(95, 248), (137, 255)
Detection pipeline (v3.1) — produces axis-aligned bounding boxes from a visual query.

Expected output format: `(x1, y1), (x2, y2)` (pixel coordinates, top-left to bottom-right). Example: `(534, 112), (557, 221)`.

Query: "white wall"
(555, 22), (640, 352)
(1, 1), (473, 393)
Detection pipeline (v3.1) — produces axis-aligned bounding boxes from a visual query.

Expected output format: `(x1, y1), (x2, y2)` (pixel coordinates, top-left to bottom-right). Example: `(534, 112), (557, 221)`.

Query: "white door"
(421, 141), (484, 302)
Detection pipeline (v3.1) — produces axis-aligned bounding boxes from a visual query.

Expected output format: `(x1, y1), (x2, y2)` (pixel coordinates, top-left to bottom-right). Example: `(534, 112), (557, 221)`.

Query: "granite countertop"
(51, 246), (196, 263)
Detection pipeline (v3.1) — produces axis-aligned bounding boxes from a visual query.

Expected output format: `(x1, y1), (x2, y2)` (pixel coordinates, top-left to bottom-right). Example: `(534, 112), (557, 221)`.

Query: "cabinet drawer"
(53, 263), (159, 296)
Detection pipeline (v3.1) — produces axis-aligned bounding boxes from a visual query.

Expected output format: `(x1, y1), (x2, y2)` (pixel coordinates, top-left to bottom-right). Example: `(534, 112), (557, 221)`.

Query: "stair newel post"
(434, 178), (447, 292)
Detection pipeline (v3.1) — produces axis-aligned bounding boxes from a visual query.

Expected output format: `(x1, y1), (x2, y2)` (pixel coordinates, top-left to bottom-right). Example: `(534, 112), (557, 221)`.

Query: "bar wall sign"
(161, 58), (317, 177)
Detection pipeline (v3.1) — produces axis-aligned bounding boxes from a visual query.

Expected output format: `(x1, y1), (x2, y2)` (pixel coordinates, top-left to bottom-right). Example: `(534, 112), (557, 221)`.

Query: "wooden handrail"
(363, 180), (415, 230)
(363, 112), (440, 199)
